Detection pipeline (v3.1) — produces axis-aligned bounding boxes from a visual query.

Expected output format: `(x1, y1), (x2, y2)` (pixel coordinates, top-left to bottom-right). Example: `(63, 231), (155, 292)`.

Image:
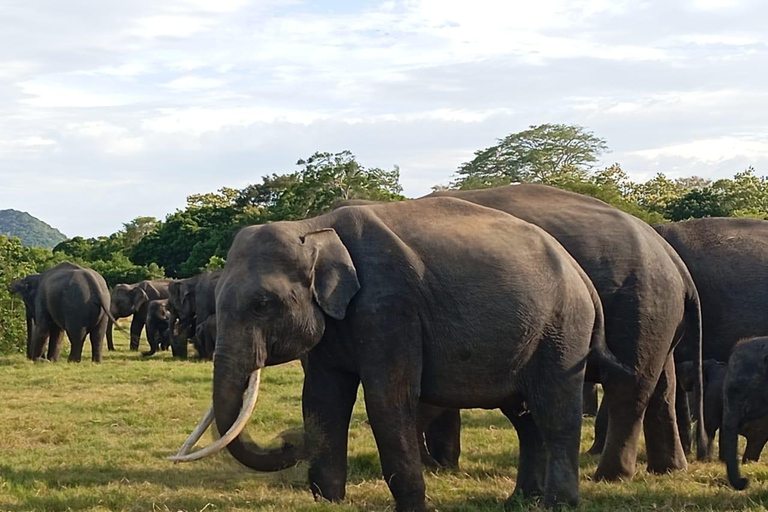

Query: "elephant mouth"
(168, 370), (261, 462)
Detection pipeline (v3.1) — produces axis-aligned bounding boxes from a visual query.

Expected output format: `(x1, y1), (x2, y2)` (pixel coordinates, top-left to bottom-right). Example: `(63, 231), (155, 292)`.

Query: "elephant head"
(9, 274), (40, 311)
(170, 224), (360, 470)
(110, 283), (149, 319)
(722, 337), (768, 490)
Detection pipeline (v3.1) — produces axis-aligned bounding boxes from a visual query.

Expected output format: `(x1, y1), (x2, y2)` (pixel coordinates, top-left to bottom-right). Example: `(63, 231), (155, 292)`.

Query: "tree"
(453, 124), (608, 189)
(664, 188), (733, 221)
(122, 217), (160, 249)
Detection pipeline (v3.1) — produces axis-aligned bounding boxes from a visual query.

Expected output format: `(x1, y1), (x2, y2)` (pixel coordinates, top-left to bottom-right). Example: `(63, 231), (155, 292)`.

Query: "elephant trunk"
(722, 413), (748, 490)
(211, 348), (303, 471)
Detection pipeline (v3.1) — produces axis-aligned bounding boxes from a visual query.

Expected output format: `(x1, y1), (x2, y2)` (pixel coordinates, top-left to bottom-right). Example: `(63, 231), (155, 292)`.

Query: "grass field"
(1, 329), (767, 512)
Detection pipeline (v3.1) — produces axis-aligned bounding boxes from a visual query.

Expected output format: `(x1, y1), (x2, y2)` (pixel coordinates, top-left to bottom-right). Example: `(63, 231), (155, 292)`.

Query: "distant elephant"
(414, 185), (706, 478)
(193, 314), (217, 360)
(8, 274), (43, 359)
(167, 271), (221, 359)
(107, 279), (172, 351)
(28, 262), (116, 363)
(583, 383), (599, 417)
(170, 198), (631, 510)
(144, 299), (171, 357)
(721, 337), (768, 490)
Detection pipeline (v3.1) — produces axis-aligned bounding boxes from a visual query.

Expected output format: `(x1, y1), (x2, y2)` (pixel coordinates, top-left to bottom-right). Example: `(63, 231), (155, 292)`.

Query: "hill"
(0, 209), (67, 248)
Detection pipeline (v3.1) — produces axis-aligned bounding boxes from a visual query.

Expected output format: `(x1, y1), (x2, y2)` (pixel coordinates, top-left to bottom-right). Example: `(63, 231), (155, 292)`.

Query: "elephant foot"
(33, 357), (50, 363)
(586, 443), (603, 455)
(647, 454), (687, 475)
(593, 462), (635, 482)
(141, 350), (157, 357)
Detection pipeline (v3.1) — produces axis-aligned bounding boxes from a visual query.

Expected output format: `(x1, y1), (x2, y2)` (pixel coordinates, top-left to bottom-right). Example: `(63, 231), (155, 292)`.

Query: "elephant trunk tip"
(730, 476), (749, 491)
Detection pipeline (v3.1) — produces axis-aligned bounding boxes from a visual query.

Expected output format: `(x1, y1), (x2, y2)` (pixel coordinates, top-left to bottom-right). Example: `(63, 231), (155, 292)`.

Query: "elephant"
(107, 279), (172, 351)
(167, 271), (221, 359)
(8, 274), (43, 359)
(144, 299), (172, 357)
(193, 314), (217, 360)
(655, 218), (768, 451)
(28, 262), (116, 363)
(679, 359), (768, 463)
(583, 383), (599, 417)
(410, 185), (705, 479)
(170, 197), (632, 510)
(721, 337), (768, 490)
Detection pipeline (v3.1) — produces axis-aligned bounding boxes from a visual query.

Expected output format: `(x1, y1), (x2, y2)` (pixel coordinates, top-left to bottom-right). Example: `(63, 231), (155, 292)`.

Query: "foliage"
(0, 209), (67, 248)
(0, 236), (69, 353)
(453, 123), (608, 189)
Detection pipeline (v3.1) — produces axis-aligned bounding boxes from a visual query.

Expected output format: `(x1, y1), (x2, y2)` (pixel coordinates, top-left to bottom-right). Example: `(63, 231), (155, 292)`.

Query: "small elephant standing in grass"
(8, 274), (43, 359)
(107, 279), (171, 351)
(144, 299), (172, 357)
(167, 271), (221, 359)
(28, 262), (115, 363)
(193, 314), (216, 360)
(722, 337), (768, 490)
(170, 198), (632, 510)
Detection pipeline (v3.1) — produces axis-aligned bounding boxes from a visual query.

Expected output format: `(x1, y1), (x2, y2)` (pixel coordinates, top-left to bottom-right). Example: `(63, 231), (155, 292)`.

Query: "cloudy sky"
(1, 0), (766, 237)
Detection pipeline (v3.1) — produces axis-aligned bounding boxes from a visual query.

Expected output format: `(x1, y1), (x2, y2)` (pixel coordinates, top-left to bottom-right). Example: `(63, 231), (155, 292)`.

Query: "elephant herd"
(9, 184), (768, 511)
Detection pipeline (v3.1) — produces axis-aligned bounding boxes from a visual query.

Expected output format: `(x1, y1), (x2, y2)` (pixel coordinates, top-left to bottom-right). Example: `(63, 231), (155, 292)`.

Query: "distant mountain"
(0, 209), (67, 248)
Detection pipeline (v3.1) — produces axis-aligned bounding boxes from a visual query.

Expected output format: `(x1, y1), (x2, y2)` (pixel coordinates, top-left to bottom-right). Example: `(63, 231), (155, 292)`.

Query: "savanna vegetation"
(2, 128), (768, 511)
(0, 209), (66, 248)
(2, 333), (768, 512)
(3, 130), (768, 355)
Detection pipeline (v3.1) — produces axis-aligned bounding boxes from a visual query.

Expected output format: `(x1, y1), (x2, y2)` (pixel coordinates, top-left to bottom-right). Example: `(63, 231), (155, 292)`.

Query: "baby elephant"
(143, 299), (171, 357)
(679, 359), (768, 463)
(721, 337), (768, 490)
(193, 314), (216, 360)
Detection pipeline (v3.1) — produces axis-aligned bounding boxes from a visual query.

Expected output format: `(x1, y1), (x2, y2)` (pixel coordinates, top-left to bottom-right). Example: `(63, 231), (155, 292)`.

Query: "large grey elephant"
(418, 185), (706, 479)
(721, 337), (768, 490)
(144, 299), (171, 357)
(167, 271), (221, 359)
(107, 279), (172, 351)
(655, 218), (768, 454)
(170, 198), (631, 510)
(8, 274), (43, 359)
(28, 262), (116, 363)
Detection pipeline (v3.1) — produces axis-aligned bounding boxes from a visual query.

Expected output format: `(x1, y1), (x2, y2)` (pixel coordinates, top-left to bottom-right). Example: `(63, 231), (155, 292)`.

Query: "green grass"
(1, 329), (767, 511)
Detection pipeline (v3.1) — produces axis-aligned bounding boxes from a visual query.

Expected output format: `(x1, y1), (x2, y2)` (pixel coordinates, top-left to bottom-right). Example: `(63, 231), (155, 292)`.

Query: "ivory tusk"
(168, 369), (261, 462)
(170, 405), (215, 459)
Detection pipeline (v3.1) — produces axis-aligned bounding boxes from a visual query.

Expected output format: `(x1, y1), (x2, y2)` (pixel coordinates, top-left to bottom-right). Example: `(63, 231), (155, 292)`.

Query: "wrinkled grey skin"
(656, 218), (768, 454)
(208, 198), (629, 511)
(8, 274), (43, 359)
(721, 337), (768, 490)
(420, 185), (706, 479)
(679, 359), (768, 463)
(28, 262), (115, 363)
(167, 271), (221, 359)
(144, 299), (171, 357)
(107, 280), (171, 351)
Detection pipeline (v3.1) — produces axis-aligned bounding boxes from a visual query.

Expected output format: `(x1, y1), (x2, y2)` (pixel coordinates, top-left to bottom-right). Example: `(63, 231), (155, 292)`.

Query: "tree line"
(2, 126), (766, 353)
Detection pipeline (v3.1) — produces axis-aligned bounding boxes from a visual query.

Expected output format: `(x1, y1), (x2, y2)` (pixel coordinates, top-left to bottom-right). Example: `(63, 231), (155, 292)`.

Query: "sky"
(1, 0), (766, 237)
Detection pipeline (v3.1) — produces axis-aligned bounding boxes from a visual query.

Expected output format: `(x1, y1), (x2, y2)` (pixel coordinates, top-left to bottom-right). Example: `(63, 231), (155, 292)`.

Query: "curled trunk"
(212, 355), (303, 471)
(722, 417), (748, 490)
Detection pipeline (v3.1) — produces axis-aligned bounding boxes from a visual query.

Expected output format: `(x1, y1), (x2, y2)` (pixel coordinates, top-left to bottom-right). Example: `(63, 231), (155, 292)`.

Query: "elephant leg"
(129, 315), (144, 351)
(583, 382), (599, 417)
(30, 317), (51, 361)
(743, 432), (768, 463)
(25, 316), (34, 359)
(425, 408), (461, 469)
(66, 326), (88, 363)
(593, 382), (645, 481)
(503, 408), (546, 500)
(416, 404), (443, 469)
(90, 318), (108, 363)
(644, 356), (687, 474)
(526, 371), (582, 507)
(675, 382), (692, 455)
(46, 326), (64, 362)
(588, 400), (609, 455)
(304, 360), (360, 503)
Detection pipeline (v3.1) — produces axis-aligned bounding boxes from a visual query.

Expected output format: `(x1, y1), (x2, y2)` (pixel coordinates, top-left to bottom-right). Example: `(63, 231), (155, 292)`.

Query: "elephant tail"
(99, 302), (125, 331)
(582, 272), (635, 385)
(684, 287), (708, 461)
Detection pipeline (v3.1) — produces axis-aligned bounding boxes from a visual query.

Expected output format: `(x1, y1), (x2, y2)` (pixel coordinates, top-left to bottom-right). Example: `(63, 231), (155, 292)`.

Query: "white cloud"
(636, 137), (768, 163)
(19, 81), (132, 108)
(162, 75), (225, 91)
(127, 15), (212, 39)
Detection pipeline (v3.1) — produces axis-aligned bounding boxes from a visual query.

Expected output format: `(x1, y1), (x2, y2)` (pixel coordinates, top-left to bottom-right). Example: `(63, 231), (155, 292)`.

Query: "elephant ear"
(132, 288), (149, 310)
(302, 228), (360, 320)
